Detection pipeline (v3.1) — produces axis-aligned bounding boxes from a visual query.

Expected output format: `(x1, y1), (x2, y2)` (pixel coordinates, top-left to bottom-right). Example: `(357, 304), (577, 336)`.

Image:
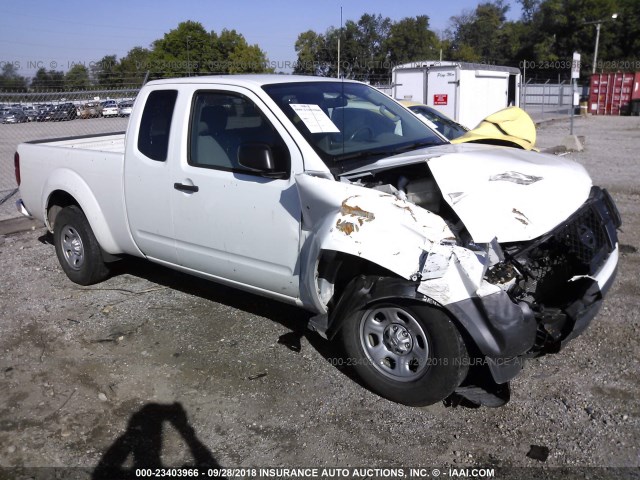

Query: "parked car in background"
(101, 100), (119, 117)
(47, 103), (77, 121)
(22, 107), (38, 122)
(401, 101), (468, 140)
(403, 102), (538, 151)
(35, 104), (52, 113)
(1, 109), (28, 124)
(79, 102), (102, 119)
(118, 101), (134, 117)
(36, 105), (57, 122)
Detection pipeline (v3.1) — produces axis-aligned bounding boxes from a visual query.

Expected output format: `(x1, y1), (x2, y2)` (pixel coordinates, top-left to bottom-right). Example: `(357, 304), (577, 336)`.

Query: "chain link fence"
(2, 71), (235, 198)
(1, 88), (139, 200)
(520, 80), (589, 121)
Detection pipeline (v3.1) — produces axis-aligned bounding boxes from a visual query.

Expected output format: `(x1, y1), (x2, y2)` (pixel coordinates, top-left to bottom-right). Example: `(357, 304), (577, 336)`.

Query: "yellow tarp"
(451, 106), (537, 150)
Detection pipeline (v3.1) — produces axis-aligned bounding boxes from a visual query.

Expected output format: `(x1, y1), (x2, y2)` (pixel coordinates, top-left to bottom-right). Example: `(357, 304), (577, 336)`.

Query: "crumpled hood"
(342, 143), (593, 243)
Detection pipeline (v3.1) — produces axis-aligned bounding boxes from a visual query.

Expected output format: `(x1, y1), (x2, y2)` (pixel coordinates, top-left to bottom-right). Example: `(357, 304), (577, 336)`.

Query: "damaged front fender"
(295, 173), (542, 373)
(295, 173), (455, 314)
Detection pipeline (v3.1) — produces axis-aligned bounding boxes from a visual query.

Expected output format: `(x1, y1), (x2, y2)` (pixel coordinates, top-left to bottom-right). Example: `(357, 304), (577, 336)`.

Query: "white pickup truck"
(15, 75), (621, 407)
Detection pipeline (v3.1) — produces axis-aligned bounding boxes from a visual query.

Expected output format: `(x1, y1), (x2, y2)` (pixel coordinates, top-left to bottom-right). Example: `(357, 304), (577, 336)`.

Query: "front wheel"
(53, 205), (110, 285)
(339, 302), (469, 406)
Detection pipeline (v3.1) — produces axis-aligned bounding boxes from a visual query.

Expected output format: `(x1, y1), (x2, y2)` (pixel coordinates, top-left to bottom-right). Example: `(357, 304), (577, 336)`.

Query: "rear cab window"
(137, 90), (178, 162)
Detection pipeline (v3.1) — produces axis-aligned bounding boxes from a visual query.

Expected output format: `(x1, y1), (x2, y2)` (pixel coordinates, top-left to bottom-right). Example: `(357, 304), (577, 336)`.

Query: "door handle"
(174, 183), (199, 193)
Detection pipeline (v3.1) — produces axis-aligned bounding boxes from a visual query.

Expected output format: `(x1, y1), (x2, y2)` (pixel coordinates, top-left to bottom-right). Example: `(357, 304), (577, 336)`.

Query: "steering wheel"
(348, 126), (374, 142)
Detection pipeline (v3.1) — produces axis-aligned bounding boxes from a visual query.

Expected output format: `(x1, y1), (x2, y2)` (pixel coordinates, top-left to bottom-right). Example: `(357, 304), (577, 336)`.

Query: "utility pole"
(337, 7), (342, 79)
(592, 23), (601, 75)
(186, 35), (192, 77)
(584, 13), (618, 74)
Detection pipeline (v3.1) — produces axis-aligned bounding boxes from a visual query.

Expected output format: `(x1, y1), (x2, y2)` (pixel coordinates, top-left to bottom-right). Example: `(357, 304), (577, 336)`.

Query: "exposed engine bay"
(341, 163), (621, 358)
(343, 163), (446, 215)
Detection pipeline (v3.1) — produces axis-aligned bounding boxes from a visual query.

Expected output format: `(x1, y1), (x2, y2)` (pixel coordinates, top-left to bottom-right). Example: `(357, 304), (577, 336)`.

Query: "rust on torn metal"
(336, 197), (376, 234)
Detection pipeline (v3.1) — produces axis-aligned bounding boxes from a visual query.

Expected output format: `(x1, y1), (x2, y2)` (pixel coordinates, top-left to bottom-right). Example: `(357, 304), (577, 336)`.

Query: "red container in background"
(588, 72), (636, 115)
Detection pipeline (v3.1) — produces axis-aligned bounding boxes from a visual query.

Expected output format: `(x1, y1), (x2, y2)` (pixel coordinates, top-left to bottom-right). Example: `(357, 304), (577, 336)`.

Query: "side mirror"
(237, 143), (287, 179)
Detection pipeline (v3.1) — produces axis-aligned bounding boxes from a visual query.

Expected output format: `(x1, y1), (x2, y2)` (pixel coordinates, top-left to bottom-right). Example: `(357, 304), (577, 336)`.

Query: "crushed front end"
(300, 145), (621, 406)
(496, 186), (620, 356)
(436, 186), (620, 406)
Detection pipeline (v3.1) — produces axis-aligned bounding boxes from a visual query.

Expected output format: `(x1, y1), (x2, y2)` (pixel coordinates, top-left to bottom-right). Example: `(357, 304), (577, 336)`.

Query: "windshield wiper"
(333, 140), (442, 162)
(334, 149), (397, 162)
(392, 140), (442, 153)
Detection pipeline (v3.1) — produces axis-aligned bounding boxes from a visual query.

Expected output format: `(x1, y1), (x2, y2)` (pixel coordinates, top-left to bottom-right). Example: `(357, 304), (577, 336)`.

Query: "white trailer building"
(392, 61), (521, 129)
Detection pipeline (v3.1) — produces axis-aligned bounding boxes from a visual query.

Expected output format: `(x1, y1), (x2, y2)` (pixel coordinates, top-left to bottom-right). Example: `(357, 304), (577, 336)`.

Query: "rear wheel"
(53, 205), (110, 285)
(340, 301), (469, 406)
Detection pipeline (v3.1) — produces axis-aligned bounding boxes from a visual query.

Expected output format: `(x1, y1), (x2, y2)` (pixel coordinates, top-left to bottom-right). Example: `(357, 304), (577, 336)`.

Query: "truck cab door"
(123, 89), (179, 265)
(170, 88), (302, 299)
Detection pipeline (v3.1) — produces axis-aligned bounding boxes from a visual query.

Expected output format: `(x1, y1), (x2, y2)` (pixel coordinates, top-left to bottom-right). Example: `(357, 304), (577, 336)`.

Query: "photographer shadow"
(92, 402), (226, 479)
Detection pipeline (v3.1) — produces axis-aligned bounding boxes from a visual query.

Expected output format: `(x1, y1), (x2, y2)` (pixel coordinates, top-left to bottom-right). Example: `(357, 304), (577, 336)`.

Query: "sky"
(0, 0), (523, 78)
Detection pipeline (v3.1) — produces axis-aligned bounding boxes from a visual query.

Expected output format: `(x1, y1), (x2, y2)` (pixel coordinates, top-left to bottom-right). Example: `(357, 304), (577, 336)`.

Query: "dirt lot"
(0, 115), (639, 479)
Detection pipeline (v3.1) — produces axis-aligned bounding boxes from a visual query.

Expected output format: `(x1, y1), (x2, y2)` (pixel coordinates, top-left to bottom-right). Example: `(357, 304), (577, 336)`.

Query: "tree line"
(0, 21), (269, 92)
(1, 0), (638, 92)
(294, 0), (639, 82)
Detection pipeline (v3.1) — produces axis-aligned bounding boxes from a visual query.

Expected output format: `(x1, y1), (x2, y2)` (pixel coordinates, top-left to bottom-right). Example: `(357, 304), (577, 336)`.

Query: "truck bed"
(31, 132), (126, 153)
(18, 132), (138, 256)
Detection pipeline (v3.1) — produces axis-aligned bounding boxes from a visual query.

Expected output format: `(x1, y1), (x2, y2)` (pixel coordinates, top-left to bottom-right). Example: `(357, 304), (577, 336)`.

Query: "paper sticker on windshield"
(290, 104), (340, 133)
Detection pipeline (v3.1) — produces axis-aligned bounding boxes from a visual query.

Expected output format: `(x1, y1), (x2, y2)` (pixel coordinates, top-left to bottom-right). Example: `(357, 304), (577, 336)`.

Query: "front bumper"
(446, 187), (620, 384)
(446, 245), (618, 384)
(561, 246), (618, 346)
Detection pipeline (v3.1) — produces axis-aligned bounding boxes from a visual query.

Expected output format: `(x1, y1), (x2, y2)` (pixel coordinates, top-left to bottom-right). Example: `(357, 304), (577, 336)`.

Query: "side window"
(138, 90), (178, 162)
(188, 91), (290, 176)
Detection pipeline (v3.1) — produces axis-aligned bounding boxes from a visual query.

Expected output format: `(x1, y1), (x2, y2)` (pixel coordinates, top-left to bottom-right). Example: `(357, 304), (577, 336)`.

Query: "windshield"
(262, 81), (446, 167)
(409, 106), (467, 140)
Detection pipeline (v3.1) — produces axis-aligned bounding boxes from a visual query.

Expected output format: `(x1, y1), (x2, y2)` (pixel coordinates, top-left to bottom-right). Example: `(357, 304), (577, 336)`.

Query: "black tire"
(53, 205), (110, 285)
(339, 301), (469, 406)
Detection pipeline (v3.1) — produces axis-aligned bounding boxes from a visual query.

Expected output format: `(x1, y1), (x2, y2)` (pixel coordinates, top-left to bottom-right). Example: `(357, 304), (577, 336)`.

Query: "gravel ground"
(0, 115), (638, 479)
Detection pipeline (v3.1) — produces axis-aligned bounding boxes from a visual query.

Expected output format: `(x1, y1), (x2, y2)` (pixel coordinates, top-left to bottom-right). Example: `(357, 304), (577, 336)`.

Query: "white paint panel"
(169, 84), (303, 298)
(295, 173), (457, 309)
(426, 146), (593, 243)
(426, 68), (458, 121)
(457, 70), (509, 128)
(394, 70), (426, 103)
